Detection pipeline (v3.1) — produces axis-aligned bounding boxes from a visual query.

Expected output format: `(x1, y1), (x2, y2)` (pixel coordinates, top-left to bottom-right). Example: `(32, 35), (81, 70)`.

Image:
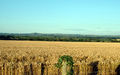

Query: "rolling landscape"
(0, 34), (120, 75)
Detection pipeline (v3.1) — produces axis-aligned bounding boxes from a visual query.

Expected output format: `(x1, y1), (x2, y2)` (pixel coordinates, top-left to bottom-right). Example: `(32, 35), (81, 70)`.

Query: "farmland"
(0, 40), (120, 75)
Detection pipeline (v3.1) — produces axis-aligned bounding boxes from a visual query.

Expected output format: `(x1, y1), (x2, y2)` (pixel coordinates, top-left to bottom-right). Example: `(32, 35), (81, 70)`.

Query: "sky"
(0, 0), (120, 35)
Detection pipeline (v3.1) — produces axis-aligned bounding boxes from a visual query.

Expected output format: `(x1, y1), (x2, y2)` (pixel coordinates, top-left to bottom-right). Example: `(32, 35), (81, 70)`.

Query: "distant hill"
(0, 33), (120, 42)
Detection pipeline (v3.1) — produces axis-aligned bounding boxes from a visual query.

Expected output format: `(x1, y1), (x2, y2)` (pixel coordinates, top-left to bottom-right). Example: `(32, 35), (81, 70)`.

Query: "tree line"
(0, 34), (120, 42)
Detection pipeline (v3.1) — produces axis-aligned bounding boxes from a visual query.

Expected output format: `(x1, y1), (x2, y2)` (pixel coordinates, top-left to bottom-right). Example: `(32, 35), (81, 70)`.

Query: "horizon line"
(0, 32), (120, 36)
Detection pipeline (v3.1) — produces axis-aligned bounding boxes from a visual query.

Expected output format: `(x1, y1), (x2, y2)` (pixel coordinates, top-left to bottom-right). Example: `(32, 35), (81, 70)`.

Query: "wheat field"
(0, 40), (120, 75)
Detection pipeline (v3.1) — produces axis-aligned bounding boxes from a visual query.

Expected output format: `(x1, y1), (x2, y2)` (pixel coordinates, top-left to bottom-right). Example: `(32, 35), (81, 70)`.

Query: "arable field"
(0, 40), (120, 75)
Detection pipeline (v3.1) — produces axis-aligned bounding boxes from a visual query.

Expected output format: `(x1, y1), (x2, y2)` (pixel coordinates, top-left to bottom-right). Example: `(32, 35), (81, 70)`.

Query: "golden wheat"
(0, 40), (120, 74)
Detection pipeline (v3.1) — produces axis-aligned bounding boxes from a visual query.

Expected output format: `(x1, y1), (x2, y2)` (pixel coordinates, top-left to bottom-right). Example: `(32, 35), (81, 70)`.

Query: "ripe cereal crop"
(0, 40), (120, 75)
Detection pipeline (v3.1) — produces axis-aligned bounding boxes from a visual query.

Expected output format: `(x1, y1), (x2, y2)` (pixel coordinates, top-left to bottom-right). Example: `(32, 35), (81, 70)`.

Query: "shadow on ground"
(115, 64), (120, 75)
(89, 61), (99, 75)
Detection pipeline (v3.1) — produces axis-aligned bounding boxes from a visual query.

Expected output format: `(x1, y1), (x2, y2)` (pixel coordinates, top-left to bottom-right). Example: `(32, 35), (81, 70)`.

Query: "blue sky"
(0, 0), (120, 35)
